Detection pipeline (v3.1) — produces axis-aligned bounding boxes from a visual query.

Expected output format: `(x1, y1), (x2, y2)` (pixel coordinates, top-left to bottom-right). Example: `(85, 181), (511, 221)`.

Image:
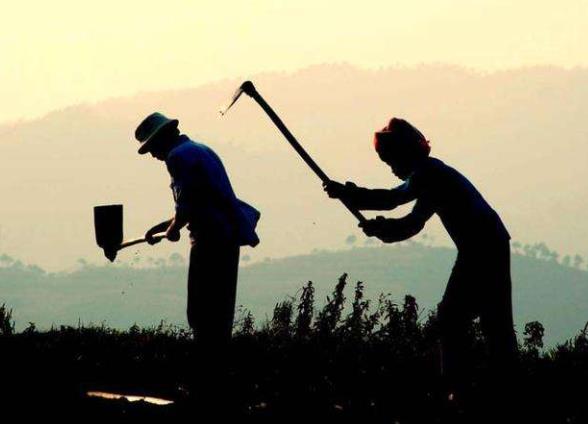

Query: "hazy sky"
(2, 0), (586, 123)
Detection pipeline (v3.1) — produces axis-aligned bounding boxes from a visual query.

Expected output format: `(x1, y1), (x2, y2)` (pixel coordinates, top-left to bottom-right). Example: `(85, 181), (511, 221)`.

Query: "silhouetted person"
(134, 112), (260, 405)
(324, 118), (518, 403)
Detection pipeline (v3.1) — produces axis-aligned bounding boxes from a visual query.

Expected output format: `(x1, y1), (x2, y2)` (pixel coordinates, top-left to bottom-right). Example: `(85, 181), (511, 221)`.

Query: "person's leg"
(186, 243), (209, 403)
(187, 242), (223, 405)
(478, 241), (518, 385)
(214, 242), (240, 345)
(186, 243), (201, 333)
(476, 240), (520, 422)
(186, 240), (240, 406)
(438, 258), (476, 398)
(211, 242), (240, 408)
(192, 242), (239, 339)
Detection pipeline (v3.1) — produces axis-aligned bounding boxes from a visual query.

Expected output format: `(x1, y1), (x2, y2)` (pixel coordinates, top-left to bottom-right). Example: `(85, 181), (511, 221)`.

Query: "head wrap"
(374, 118), (431, 158)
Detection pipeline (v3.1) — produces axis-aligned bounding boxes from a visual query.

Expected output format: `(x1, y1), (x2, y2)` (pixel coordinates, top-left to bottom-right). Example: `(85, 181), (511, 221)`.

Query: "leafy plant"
(0, 303), (14, 336)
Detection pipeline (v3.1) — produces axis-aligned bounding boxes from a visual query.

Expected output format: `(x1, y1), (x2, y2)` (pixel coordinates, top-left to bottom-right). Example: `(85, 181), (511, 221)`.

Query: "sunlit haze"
(2, 0), (586, 123)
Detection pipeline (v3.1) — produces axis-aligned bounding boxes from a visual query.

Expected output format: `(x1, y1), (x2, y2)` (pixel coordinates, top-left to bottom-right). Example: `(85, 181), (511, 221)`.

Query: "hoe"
(94, 204), (166, 262)
(220, 81), (366, 224)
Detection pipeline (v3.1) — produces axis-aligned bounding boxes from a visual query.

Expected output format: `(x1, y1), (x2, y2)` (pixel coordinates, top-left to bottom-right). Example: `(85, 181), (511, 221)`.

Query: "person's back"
(166, 135), (259, 246)
(409, 156), (510, 250)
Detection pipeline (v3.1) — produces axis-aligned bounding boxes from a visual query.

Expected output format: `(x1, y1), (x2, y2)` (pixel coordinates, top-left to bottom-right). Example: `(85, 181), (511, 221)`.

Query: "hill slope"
(0, 64), (587, 269)
(1, 243), (586, 345)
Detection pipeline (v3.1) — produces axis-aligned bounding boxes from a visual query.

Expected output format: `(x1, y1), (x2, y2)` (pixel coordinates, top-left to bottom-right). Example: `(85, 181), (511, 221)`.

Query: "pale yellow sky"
(1, 0), (586, 123)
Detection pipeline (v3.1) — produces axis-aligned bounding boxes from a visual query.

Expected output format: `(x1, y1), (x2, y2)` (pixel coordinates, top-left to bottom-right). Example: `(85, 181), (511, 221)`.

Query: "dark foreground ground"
(1, 276), (588, 423)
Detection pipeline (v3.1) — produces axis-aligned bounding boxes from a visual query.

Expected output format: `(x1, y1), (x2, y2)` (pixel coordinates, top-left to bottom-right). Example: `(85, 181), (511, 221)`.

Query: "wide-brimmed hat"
(135, 112), (179, 154)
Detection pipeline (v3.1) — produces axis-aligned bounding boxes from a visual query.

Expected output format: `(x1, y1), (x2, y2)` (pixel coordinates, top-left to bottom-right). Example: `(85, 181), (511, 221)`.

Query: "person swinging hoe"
(324, 118), (518, 400)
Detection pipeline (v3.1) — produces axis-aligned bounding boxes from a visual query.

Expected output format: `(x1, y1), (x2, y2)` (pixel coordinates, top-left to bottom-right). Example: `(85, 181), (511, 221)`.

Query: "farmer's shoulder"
(420, 156), (465, 180)
(411, 157), (444, 181)
(423, 156), (449, 172)
(167, 136), (207, 164)
(407, 157), (452, 193)
(171, 135), (202, 154)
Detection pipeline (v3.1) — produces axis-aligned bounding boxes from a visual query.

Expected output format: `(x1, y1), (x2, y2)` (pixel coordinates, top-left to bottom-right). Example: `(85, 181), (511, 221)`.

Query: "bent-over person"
(325, 118), (518, 405)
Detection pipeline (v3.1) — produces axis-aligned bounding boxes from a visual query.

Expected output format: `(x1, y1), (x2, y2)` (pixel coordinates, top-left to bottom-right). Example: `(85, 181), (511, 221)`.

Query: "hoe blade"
(94, 204), (123, 261)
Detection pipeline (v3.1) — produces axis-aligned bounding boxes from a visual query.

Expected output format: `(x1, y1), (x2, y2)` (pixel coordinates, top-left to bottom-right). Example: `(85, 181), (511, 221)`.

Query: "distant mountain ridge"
(0, 243), (586, 346)
(0, 63), (587, 270)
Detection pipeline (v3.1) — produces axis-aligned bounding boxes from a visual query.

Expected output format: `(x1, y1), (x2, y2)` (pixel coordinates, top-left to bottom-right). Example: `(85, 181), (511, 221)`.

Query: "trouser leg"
(187, 241), (240, 338)
(476, 243), (519, 420)
(186, 241), (240, 402)
(438, 298), (473, 394)
(479, 291), (518, 376)
(478, 243), (519, 401)
(438, 259), (475, 395)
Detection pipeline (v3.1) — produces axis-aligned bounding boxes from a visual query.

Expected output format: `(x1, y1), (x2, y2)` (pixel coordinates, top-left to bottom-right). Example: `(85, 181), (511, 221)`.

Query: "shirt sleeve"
(406, 167), (436, 223)
(166, 153), (201, 219)
(390, 180), (419, 206)
(375, 169), (435, 242)
(346, 181), (418, 210)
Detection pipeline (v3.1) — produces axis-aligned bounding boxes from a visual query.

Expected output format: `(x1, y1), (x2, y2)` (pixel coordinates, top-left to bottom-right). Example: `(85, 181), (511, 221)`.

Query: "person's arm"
(324, 180), (416, 211)
(164, 152), (202, 242)
(164, 212), (188, 242)
(359, 198), (434, 243)
(145, 219), (173, 245)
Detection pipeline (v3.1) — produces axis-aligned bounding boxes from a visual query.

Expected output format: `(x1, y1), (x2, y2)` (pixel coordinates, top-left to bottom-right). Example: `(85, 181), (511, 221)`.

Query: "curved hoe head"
(240, 80), (256, 95)
(219, 80), (257, 116)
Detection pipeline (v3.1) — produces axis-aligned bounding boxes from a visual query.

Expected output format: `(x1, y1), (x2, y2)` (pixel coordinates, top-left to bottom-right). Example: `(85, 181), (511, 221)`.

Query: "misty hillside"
(0, 64), (587, 270)
(0, 243), (586, 346)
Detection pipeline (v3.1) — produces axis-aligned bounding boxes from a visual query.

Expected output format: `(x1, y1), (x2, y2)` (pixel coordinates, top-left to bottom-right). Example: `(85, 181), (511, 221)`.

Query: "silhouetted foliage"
(294, 281), (314, 338)
(0, 303), (14, 336)
(268, 299), (294, 338)
(2, 274), (588, 422)
(235, 306), (256, 336)
(315, 273), (347, 337)
(523, 320), (545, 357)
(344, 281), (375, 339)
